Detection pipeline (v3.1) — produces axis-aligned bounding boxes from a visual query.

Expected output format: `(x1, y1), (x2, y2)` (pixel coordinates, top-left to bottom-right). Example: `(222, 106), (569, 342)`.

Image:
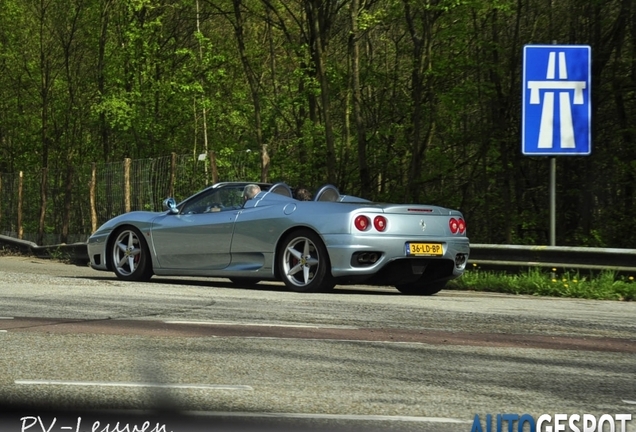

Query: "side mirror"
(163, 198), (178, 214)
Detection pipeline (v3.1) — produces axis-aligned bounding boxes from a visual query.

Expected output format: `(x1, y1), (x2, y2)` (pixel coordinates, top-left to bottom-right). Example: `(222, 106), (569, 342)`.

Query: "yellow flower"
(573, 280), (578, 283)
(629, 276), (634, 281)
(562, 278), (567, 282)
(564, 284), (569, 288)
(551, 279), (557, 283)
(552, 268), (557, 272)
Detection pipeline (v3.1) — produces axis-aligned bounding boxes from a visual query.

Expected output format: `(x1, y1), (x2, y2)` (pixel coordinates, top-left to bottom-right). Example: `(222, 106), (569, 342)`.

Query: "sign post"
(522, 44), (592, 245)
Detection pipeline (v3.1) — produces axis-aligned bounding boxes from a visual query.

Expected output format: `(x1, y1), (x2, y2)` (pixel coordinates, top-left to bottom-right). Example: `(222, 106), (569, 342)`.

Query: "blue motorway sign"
(522, 45), (591, 155)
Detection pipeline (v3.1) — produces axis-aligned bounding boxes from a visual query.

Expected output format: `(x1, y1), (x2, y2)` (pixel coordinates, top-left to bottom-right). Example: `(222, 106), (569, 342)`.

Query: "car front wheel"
(111, 227), (153, 281)
(278, 229), (335, 293)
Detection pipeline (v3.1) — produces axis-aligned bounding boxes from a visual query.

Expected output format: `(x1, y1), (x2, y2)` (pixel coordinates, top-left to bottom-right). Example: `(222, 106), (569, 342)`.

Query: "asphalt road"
(0, 255), (634, 432)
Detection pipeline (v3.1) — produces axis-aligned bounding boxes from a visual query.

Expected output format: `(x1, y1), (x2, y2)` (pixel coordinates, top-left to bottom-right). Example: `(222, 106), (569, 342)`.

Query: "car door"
(150, 188), (240, 270)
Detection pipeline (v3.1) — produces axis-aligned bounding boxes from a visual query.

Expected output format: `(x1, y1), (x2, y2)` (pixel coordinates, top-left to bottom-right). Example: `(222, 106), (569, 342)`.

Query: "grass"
(446, 264), (636, 301)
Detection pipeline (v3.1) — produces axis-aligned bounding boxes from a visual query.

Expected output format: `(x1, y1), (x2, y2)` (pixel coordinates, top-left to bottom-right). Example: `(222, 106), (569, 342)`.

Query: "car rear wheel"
(278, 229), (335, 293)
(111, 227), (153, 281)
(395, 280), (446, 296)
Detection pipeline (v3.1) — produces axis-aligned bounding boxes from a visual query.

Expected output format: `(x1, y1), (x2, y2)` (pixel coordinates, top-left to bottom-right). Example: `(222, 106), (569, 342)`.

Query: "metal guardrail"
(0, 234), (89, 265)
(469, 243), (636, 273)
(2, 235), (636, 273)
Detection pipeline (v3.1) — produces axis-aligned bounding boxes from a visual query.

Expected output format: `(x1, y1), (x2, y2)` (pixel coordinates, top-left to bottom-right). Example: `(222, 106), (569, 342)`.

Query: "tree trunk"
(98, 0), (112, 161)
(403, 0), (436, 202)
(349, 0), (372, 198)
(232, 0), (267, 182)
(306, 0), (337, 185)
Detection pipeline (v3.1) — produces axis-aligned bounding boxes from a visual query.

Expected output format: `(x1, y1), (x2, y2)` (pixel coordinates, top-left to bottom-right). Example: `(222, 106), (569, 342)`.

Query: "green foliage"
(357, 9), (388, 31)
(93, 95), (135, 132)
(0, 0), (636, 248)
(448, 266), (636, 301)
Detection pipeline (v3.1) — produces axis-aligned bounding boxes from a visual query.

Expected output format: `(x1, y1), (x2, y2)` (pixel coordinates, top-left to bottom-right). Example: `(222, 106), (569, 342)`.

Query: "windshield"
(179, 185), (246, 214)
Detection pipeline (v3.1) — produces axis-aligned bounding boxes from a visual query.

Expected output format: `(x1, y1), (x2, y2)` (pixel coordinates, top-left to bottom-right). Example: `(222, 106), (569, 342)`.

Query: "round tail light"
(354, 215), (370, 231)
(458, 218), (466, 234)
(449, 218), (459, 234)
(373, 216), (387, 232)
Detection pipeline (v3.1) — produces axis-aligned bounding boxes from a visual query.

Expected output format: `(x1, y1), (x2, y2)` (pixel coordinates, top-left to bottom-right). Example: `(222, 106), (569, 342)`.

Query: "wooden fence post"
(261, 144), (270, 183)
(37, 167), (48, 245)
(61, 164), (73, 244)
(90, 162), (97, 233)
(209, 150), (218, 184)
(124, 158), (131, 213)
(17, 171), (23, 239)
(170, 152), (176, 197)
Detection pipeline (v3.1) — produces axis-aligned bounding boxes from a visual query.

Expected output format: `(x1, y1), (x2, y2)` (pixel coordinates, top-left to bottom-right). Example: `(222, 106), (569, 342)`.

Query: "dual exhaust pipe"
(357, 252), (380, 264)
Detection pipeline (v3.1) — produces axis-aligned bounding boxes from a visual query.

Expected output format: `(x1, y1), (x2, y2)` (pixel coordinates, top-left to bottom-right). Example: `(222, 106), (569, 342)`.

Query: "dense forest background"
(0, 0), (635, 247)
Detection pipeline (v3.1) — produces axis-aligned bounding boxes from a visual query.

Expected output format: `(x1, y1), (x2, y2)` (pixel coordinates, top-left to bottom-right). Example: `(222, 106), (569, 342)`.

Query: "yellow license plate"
(407, 243), (443, 256)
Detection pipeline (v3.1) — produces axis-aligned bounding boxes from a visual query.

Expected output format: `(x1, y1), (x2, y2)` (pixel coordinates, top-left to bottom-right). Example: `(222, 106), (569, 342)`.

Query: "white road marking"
(164, 320), (357, 329)
(187, 411), (472, 424)
(0, 317), (14, 319)
(623, 400), (636, 405)
(236, 336), (433, 346)
(14, 380), (252, 391)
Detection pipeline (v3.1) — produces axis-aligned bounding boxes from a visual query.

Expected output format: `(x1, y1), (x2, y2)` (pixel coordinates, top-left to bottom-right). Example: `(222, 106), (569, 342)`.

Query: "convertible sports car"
(87, 182), (469, 295)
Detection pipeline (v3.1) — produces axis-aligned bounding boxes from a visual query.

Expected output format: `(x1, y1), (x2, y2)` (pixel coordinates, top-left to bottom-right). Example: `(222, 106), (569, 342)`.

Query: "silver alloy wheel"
(112, 229), (143, 277)
(282, 236), (320, 287)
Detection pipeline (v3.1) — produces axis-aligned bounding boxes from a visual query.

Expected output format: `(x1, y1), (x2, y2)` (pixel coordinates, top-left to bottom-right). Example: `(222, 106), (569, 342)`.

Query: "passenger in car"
(294, 187), (312, 201)
(243, 184), (261, 202)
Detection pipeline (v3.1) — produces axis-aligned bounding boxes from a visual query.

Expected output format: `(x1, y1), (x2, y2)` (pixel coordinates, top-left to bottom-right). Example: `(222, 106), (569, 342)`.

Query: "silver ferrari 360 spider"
(87, 182), (469, 294)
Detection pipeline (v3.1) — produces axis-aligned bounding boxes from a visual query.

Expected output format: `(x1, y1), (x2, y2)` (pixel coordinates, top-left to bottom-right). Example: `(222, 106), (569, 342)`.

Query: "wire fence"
(0, 151), (260, 245)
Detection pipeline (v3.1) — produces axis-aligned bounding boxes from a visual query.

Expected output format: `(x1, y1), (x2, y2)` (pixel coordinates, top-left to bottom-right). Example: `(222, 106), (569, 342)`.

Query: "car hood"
(92, 211), (164, 235)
